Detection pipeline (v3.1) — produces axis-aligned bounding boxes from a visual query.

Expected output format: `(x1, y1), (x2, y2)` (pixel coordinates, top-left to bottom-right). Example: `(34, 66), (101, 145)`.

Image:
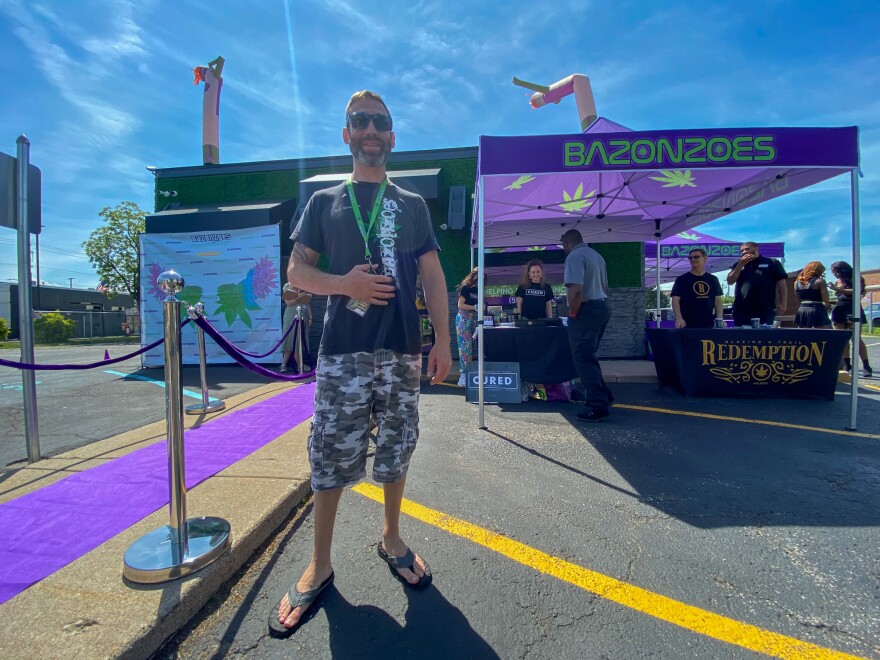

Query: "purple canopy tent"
(644, 230), (785, 287)
(481, 230), (785, 287)
(471, 121), (862, 429)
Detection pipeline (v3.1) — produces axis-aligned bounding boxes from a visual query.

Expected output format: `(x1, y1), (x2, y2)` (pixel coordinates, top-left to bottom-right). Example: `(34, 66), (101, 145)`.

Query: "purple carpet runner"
(0, 382), (315, 605)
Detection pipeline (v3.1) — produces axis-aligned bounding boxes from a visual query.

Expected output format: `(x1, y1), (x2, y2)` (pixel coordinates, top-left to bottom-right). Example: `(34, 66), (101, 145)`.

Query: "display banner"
(647, 328), (850, 400)
(478, 127), (859, 175)
(465, 361), (521, 403)
(139, 225), (281, 366)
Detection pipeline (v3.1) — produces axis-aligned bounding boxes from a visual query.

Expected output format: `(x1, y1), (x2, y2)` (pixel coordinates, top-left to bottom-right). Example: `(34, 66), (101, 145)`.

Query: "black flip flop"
(377, 541), (432, 590)
(267, 571), (334, 638)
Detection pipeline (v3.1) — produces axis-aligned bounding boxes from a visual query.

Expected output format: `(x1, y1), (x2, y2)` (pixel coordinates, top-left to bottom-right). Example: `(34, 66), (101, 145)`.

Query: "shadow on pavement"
(324, 585), (500, 660)
(491, 386), (880, 530)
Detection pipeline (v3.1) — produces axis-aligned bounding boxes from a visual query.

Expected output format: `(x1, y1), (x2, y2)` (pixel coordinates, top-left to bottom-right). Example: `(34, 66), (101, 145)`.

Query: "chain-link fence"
(33, 309), (139, 341)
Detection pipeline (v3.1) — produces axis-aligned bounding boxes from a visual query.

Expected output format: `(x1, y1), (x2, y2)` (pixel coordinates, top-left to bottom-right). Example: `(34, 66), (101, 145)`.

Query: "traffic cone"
(104, 349), (110, 361)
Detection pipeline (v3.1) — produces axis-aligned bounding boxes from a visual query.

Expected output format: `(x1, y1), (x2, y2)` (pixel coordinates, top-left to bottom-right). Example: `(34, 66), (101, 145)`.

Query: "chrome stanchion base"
(185, 400), (226, 415)
(123, 516), (231, 584)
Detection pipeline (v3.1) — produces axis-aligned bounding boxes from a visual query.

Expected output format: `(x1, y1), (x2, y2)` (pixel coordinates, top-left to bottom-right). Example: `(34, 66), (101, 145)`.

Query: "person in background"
(829, 261), (872, 377)
(515, 259), (555, 320)
(670, 248), (723, 328)
(280, 282), (312, 372)
(793, 261), (832, 329)
(456, 267), (481, 387)
(726, 241), (787, 326)
(562, 229), (613, 422)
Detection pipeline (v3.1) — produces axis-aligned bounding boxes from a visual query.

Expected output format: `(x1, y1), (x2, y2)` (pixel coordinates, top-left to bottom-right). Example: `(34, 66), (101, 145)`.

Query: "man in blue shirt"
(562, 229), (613, 422)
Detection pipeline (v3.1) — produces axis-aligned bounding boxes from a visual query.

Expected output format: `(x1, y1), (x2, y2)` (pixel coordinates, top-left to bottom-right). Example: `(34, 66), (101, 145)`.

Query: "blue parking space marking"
(0, 381), (41, 391)
(103, 370), (220, 402)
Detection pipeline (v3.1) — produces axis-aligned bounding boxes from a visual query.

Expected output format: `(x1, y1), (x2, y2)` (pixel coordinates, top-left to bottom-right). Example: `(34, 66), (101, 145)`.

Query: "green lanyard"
(345, 179), (387, 267)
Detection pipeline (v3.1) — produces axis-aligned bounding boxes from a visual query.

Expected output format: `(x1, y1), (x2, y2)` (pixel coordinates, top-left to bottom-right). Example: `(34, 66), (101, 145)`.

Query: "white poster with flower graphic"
(139, 226), (282, 366)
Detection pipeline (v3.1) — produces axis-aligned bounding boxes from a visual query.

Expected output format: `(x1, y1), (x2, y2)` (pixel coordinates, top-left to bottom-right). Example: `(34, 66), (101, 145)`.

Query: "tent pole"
(655, 238), (661, 322)
(848, 168), (861, 430)
(477, 175), (486, 429)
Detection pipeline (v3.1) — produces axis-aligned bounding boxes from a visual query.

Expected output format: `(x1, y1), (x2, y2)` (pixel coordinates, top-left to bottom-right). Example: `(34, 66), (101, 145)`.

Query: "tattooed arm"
(287, 242), (396, 305)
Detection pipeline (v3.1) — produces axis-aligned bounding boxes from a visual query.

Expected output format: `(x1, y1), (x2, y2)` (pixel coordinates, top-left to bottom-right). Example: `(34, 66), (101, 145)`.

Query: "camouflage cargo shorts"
(308, 349), (421, 491)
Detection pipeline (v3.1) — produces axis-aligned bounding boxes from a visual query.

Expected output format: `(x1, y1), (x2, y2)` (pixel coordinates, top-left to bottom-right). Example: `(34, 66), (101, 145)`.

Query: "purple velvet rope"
(192, 315), (315, 381)
(0, 319), (191, 371)
(209, 312), (300, 358)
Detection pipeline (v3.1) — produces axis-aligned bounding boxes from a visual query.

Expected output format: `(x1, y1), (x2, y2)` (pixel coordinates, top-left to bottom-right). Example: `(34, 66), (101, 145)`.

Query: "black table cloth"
(646, 328), (850, 399)
(481, 326), (576, 384)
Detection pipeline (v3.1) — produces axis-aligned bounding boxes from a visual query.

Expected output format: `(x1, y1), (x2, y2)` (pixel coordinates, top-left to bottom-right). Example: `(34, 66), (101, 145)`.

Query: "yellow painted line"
(353, 483), (863, 660)
(611, 404), (880, 441)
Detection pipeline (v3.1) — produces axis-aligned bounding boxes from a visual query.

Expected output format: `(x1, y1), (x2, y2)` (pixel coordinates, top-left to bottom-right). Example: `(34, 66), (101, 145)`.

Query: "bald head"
(561, 229), (584, 253)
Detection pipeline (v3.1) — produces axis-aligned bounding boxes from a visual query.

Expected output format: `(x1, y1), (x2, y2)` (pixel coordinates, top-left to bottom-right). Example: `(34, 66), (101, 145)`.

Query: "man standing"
(671, 248), (724, 328)
(562, 229), (613, 422)
(727, 241), (787, 326)
(272, 90), (451, 636)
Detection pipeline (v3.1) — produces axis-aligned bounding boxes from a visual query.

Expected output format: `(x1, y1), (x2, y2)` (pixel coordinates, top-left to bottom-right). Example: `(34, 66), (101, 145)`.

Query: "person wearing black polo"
(515, 260), (555, 320)
(671, 248), (724, 328)
(726, 241), (787, 326)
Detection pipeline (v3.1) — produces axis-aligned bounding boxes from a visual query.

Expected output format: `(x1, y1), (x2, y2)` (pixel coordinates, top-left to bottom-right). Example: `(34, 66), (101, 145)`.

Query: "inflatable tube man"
(193, 56), (225, 164)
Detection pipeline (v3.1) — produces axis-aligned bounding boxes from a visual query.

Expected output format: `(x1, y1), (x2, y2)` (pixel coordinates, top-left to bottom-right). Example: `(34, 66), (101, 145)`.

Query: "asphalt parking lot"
(160, 371), (880, 658)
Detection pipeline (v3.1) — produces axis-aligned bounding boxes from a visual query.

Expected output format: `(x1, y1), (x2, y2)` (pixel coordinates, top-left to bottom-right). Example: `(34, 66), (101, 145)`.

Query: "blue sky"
(1, 0), (878, 290)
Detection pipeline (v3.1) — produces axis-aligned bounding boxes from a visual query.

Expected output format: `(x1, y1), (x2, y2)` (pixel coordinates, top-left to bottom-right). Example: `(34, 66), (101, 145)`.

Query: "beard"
(350, 133), (392, 167)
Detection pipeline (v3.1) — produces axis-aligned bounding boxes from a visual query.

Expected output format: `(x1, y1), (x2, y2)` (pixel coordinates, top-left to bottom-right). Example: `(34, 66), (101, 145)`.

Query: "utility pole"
(69, 277), (74, 289)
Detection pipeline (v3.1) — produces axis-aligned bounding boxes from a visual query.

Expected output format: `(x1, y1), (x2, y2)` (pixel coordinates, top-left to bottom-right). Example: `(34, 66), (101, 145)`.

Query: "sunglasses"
(347, 111), (393, 132)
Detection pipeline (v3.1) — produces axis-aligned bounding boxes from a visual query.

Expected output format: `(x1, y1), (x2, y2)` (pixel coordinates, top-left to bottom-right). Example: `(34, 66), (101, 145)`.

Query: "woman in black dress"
(793, 261), (832, 328)
(829, 261), (872, 377)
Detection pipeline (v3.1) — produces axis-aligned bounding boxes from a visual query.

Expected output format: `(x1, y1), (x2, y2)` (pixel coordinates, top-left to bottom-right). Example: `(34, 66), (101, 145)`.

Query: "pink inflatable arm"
(513, 74), (597, 131)
(193, 56), (225, 165)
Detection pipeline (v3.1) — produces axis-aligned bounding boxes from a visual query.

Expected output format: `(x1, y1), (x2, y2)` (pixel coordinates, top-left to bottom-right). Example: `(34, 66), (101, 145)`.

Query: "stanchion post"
(185, 303), (225, 415)
(164, 275), (188, 558)
(123, 271), (231, 584)
(296, 307), (304, 375)
(16, 135), (40, 463)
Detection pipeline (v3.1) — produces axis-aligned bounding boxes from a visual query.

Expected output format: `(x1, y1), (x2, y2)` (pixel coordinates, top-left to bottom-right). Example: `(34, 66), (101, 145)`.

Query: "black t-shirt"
(731, 256), (787, 317)
(291, 181), (439, 355)
(515, 282), (555, 320)
(458, 285), (480, 311)
(671, 271), (723, 328)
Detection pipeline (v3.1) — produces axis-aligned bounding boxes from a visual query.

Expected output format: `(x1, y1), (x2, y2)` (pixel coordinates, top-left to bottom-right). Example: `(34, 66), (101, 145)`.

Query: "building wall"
(1, 284), (135, 340)
(154, 149), (646, 356)
(153, 151), (644, 292)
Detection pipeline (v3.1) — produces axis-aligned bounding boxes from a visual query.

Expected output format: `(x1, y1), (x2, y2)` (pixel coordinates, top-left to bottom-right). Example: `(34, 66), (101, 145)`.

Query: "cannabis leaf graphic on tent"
(559, 183), (596, 213)
(503, 175), (535, 191)
(676, 231), (700, 240)
(650, 170), (696, 188)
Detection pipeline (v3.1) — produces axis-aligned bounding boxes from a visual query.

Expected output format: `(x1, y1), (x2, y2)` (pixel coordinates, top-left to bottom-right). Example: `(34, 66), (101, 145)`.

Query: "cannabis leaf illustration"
(676, 231), (700, 241)
(559, 183), (596, 213)
(650, 170), (696, 188)
(215, 283), (259, 328)
(212, 256), (278, 328)
(146, 263), (166, 301)
(503, 175), (536, 190)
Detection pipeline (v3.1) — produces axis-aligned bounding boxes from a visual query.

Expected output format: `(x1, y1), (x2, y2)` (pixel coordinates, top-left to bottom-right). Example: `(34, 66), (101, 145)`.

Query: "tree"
(82, 201), (146, 304)
(645, 287), (671, 309)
